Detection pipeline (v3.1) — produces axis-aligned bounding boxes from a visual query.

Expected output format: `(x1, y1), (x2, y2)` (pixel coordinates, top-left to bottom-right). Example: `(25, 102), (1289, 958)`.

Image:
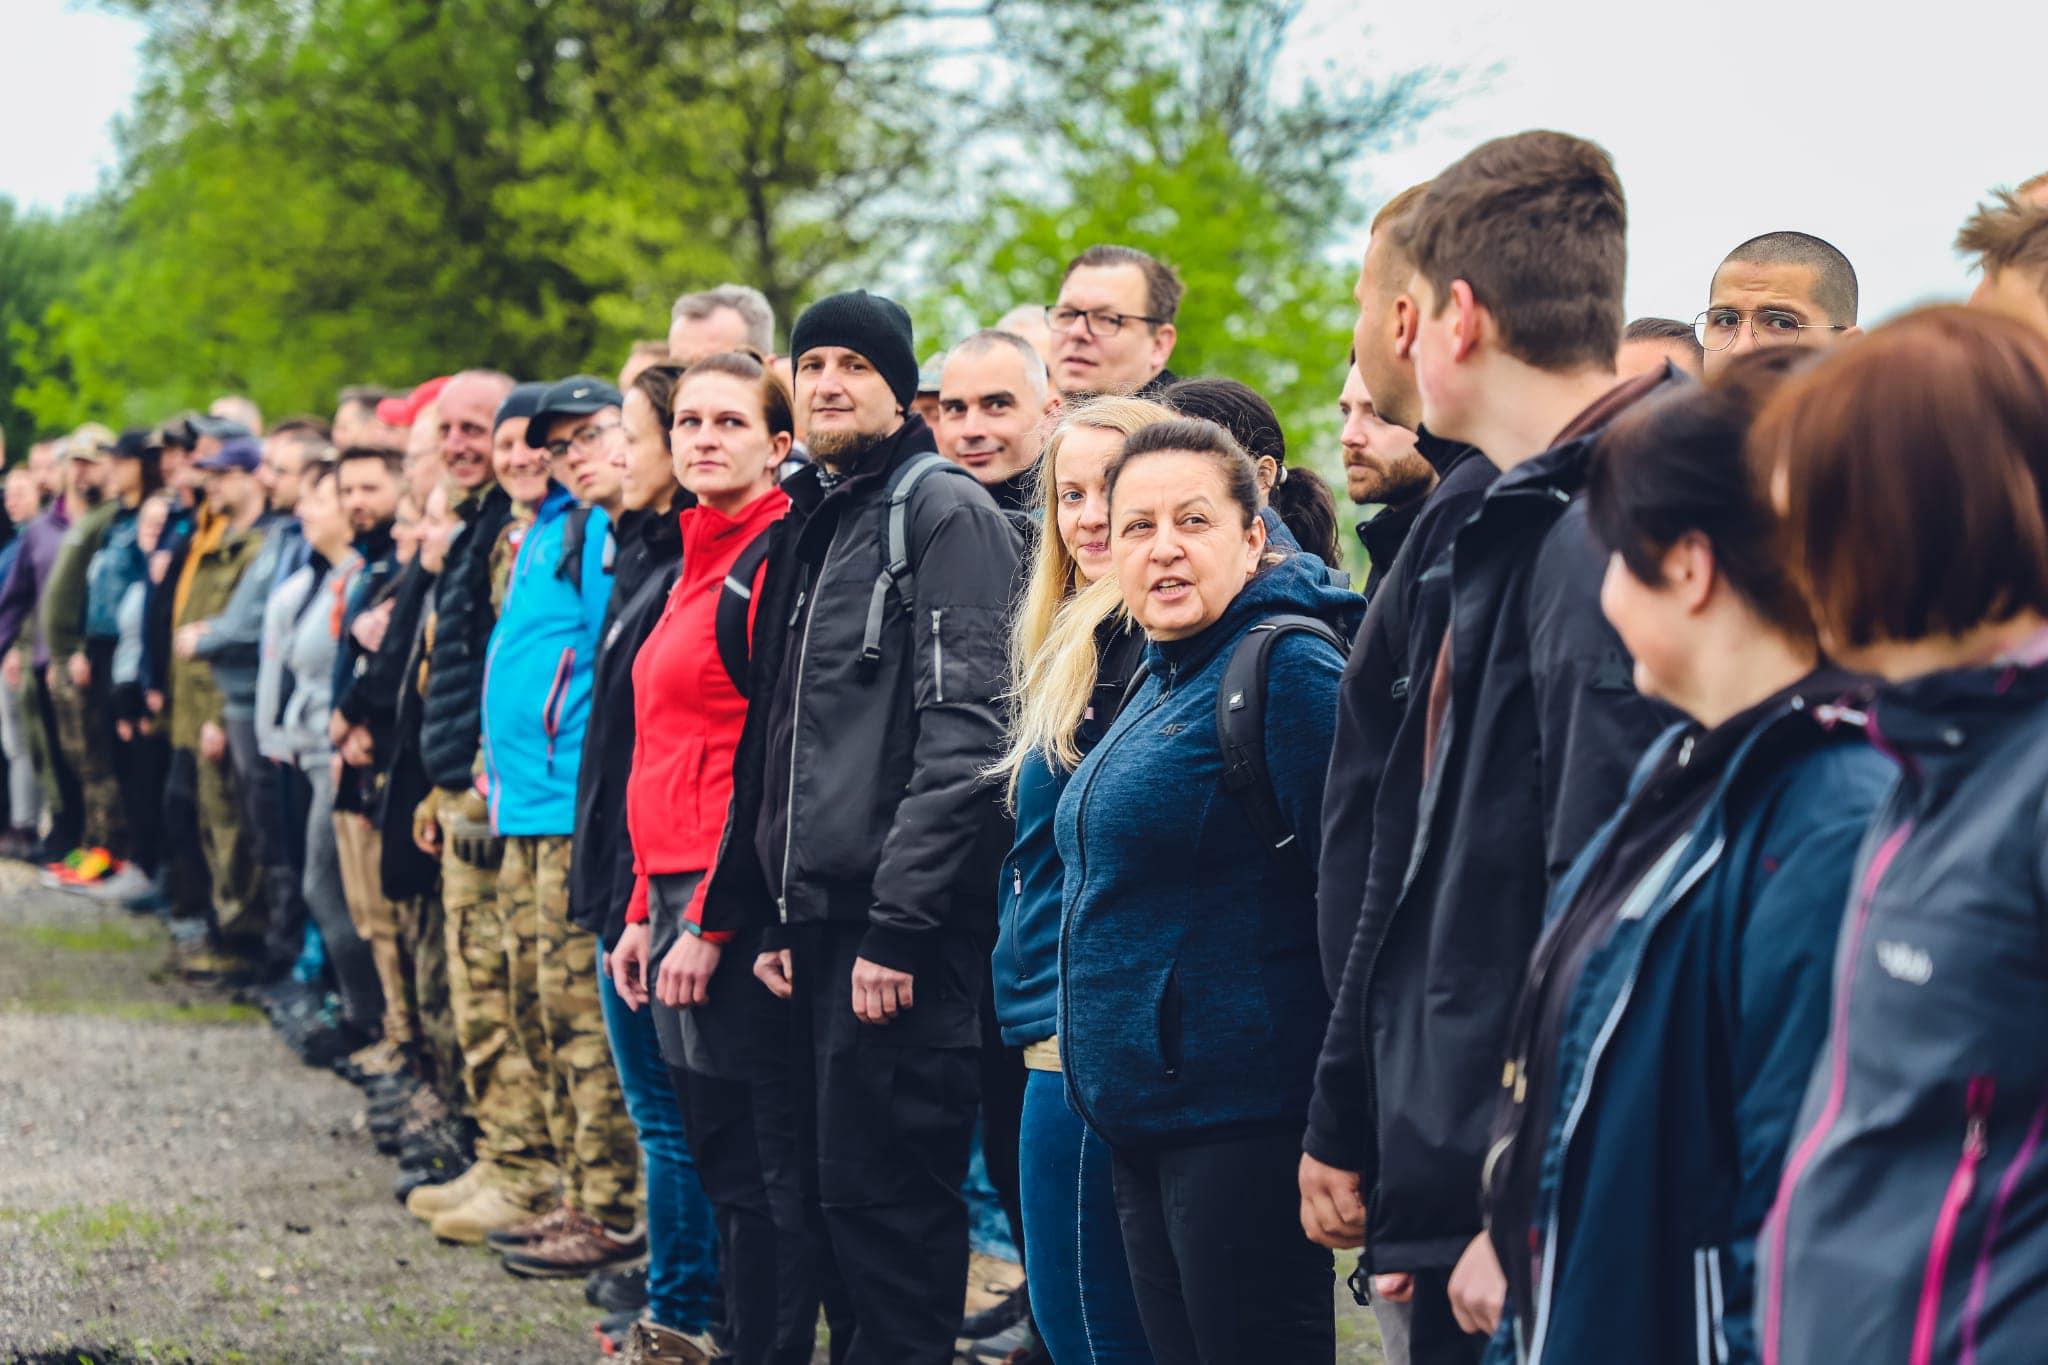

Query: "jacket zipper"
(1961, 1085), (2048, 1363)
(1761, 815), (1915, 1365)
(1008, 861), (1026, 985)
(1060, 660), (1174, 1136)
(779, 535), (846, 923)
(540, 646), (575, 775)
(931, 609), (945, 703)
(1524, 834), (1724, 1363)
(1909, 1077), (1994, 1365)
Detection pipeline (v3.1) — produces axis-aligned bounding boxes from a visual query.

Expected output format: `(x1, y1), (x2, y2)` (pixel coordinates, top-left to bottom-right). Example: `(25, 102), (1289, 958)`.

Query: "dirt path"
(0, 865), (1384, 1363)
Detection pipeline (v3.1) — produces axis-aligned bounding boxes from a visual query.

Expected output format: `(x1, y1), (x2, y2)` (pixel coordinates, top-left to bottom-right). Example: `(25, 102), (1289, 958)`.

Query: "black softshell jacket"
(1311, 370), (1680, 1273)
(700, 416), (1019, 972)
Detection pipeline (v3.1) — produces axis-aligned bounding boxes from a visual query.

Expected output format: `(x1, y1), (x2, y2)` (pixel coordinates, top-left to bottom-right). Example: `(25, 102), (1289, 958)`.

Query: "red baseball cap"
(375, 375), (452, 428)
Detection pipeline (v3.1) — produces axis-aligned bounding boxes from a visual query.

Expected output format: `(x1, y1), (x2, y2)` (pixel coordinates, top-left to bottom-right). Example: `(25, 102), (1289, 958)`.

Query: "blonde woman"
(990, 395), (1171, 1364)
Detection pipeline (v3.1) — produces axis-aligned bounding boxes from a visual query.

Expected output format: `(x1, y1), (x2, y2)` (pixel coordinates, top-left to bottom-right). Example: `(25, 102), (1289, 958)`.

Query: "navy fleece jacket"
(1056, 551), (1354, 1145)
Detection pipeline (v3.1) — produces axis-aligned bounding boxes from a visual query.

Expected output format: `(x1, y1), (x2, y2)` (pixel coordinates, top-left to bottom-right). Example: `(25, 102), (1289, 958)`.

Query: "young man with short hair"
(1047, 244), (1183, 398)
(1616, 316), (1705, 379)
(1697, 230), (1861, 378)
(1307, 132), (1675, 1361)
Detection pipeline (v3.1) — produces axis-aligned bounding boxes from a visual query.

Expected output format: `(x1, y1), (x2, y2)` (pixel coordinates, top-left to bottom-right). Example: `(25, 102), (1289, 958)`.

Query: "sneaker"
(79, 861), (155, 903)
(405, 1161), (490, 1222)
(586, 1263), (650, 1313)
(430, 1181), (553, 1246)
(959, 1282), (1030, 1342)
(620, 1318), (719, 1364)
(48, 846), (115, 886)
(499, 1218), (645, 1278)
(964, 1318), (1044, 1364)
(485, 1202), (585, 1251)
(595, 1308), (641, 1356)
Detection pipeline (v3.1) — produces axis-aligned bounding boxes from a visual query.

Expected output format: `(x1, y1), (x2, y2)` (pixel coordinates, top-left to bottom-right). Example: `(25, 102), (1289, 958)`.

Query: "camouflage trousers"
(48, 665), (125, 854)
(500, 835), (640, 1230)
(397, 891), (464, 1108)
(332, 811), (411, 1049)
(441, 836), (556, 1193)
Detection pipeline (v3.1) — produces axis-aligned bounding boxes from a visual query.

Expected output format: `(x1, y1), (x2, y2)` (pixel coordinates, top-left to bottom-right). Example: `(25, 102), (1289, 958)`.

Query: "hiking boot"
(959, 1282), (1030, 1342)
(338, 1036), (407, 1086)
(405, 1161), (490, 1222)
(301, 1021), (373, 1069)
(500, 1218), (645, 1278)
(486, 1202), (587, 1251)
(620, 1318), (719, 1364)
(586, 1262), (649, 1313)
(430, 1181), (553, 1245)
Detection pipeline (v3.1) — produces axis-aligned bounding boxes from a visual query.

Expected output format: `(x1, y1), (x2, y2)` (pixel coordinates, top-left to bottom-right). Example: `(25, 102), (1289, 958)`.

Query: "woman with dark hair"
(607, 351), (812, 1365)
(1756, 308), (2048, 1365)
(564, 361), (722, 1351)
(1057, 416), (1353, 1360)
(1163, 376), (1345, 569)
(1458, 352), (1893, 1364)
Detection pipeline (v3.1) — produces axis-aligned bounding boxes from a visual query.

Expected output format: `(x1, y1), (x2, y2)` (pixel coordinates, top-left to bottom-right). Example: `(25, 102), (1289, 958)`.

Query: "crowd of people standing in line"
(6, 131), (2048, 1365)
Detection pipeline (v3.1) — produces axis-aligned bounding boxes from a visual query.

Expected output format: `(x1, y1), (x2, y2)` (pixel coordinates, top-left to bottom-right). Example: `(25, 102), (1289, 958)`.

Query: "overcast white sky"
(5, 0), (2044, 325)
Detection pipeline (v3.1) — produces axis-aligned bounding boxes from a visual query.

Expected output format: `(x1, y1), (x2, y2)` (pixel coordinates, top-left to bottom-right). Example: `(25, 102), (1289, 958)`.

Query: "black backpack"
(713, 528), (776, 697)
(1217, 613), (1351, 884)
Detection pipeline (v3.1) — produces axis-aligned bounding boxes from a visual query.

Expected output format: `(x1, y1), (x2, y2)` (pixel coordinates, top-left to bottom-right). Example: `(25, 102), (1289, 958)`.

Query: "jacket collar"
(679, 485), (789, 560)
(1354, 427), (1485, 558)
(1869, 639), (2048, 761)
(1496, 364), (1684, 500)
(1145, 550), (1358, 679)
(786, 416), (937, 558)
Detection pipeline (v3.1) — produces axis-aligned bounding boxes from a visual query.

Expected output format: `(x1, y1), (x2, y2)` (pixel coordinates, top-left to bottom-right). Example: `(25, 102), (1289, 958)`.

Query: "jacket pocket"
(1959, 1084), (2048, 1362)
(1910, 1076), (1994, 1365)
(1157, 963), (1183, 1081)
(541, 646), (576, 771)
(919, 604), (1005, 708)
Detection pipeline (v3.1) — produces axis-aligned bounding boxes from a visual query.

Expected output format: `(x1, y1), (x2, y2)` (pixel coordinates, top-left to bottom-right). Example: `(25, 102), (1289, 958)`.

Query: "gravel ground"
(0, 864), (1383, 1363)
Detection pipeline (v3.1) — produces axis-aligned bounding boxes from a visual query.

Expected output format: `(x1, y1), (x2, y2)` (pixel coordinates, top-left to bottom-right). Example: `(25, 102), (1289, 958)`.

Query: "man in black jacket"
(1302, 133), (1675, 1362)
(702, 291), (1019, 1365)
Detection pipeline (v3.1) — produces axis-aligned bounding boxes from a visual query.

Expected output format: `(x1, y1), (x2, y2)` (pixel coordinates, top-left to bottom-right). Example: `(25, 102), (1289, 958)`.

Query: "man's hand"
(1375, 1274), (1415, 1303)
(1298, 1153), (1367, 1249)
(116, 719), (134, 742)
(412, 791), (443, 857)
(173, 621), (209, 660)
(658, 934), (722, 1009)
(328, 710), (351, 745)
(340, 724), (374, 768)
(610, 922), (651, 1009)
(146, 688), (165, 714)
(148, 548), (170, 586)
(754, 949), (794, 999)
(1, 652), (19, 689)
(1447, 1232), (1505, 1338)
(350, 598), (394, 653)
(850, 957), (914, 1025)
(66, 652), (90, 688)
(199, 719), (227, 764)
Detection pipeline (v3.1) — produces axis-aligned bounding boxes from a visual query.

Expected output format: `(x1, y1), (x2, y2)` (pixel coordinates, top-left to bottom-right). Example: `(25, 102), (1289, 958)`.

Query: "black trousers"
(1110, 1129), (1335, 1364)
(160, 746), (211, 919)
(790, 919), (981, 1365)
(114, 724), (169, 877)
(977, 981), (1027, 1267)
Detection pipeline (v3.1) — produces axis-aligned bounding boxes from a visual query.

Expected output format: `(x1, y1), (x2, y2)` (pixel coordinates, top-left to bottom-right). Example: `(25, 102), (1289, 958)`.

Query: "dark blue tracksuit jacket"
(1761, 648), (2048, 1365)
(1480, 677), (1892, 1365)
(1055, 551), (1354, 1146)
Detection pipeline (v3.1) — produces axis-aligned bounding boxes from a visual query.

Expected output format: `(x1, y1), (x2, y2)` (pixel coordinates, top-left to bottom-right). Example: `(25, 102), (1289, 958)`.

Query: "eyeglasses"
(543, 422), (621, 460)
(1045, 305), (1166, 338)
(1692, 309), (1847, 352)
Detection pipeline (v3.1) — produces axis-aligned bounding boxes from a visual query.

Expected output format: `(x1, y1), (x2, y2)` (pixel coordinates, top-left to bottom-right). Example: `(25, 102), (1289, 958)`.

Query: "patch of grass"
(17, 923), (160, 954)
(29, 1201), (174, 1254)
(9, 990), (262, 1025)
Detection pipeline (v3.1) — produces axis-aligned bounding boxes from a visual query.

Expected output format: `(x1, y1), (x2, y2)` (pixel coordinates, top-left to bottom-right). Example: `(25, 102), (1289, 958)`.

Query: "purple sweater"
(0, 503), (74, 668)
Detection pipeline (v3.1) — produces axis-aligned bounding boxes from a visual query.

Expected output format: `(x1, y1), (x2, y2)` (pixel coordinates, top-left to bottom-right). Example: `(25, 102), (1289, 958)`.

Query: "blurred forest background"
(0, 0), (1451, 466)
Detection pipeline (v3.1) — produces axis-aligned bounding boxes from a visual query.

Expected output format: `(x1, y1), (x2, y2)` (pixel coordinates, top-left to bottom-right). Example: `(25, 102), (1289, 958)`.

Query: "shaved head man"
(1698, 231), (1861, 378)
(436, 370), (516, 493)
(936, 329), (1059, 510)
(1958, 186), (2048, 337)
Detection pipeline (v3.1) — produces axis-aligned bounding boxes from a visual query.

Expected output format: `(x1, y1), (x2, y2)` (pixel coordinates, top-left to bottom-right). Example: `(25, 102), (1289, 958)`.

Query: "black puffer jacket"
(568, 507), (683, 949)
(419, 483), (512, 792)
(370, 562), (440, 902)
(701, 416), (1020, 971)
(1317, 371), (1680, 1274)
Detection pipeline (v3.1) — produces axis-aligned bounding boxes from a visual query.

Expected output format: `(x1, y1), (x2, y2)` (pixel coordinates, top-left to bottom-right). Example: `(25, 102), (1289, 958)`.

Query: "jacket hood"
(1869, 632), (2048, 757)
(1147, 548), (1360, 677)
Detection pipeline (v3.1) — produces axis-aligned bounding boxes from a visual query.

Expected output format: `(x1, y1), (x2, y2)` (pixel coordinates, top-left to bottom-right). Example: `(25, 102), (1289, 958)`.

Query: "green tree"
(0, 196), (112, 453)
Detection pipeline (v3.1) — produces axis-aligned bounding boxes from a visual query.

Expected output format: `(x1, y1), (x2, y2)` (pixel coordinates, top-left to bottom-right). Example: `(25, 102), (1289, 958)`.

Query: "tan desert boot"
(431, 1180), (553, 1245)
(404, 1160), (488, 1222)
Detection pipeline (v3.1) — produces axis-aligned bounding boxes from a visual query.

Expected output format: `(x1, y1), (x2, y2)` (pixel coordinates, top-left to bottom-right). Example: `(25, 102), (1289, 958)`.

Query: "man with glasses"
(1046, 244), (1183, 398)
(1696, 230), (1861, 378)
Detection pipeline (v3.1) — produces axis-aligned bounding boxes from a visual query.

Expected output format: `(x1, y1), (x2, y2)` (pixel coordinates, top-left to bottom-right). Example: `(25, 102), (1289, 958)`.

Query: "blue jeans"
(1020, 1068), (1153, 1363)
(598, 957), (722, 1332)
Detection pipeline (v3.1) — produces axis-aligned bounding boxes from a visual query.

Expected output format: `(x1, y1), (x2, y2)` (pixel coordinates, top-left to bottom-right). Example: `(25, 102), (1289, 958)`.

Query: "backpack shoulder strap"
(858, 452), (973, 676)
(1216, 614), (1345, 879)
(555, 505), (593, 594)
(715, 527), (776, 697)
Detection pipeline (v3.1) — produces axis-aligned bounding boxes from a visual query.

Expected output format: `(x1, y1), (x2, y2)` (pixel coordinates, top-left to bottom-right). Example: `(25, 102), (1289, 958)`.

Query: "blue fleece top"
(1056, 551), (1354, 1144)
(995, 748), (1072, 1047)
(481, 484), (613, 836)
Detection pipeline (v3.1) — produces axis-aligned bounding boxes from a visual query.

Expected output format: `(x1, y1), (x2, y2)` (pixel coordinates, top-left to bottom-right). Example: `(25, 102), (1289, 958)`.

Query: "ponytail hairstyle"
(1162, 376), (1344, 566)
(990, 394), (1176, 796)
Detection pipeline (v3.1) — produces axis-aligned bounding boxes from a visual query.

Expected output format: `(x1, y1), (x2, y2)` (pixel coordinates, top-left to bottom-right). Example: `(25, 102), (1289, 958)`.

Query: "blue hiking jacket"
(1056, 551), (1354, 1144)
(481, 484), (612, 836)
(1481, 678), (1892, 1365)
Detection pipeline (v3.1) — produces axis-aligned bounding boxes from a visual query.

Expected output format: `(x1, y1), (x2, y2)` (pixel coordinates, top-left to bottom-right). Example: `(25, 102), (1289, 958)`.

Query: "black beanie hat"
(789, 291), (918, 408)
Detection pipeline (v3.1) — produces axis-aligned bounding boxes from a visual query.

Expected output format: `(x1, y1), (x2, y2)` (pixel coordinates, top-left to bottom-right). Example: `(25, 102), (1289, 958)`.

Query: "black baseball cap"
(110, 427), (160, 461)
(523, 376), (624, 449)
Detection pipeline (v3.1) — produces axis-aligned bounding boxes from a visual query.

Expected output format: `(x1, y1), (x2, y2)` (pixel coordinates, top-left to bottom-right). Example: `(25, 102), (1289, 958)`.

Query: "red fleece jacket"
(624, 486), (788, 935)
